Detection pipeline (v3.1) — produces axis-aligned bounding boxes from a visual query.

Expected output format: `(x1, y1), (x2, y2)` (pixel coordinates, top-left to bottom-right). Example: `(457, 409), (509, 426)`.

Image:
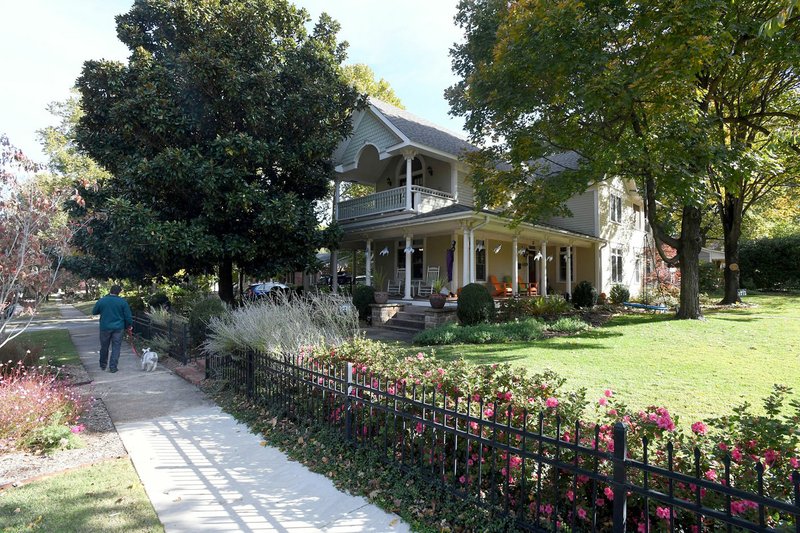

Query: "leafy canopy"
(73, 0), (362, 288)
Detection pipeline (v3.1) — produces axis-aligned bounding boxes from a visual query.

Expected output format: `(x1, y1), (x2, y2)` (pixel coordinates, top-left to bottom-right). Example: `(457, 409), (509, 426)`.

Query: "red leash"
(127, 328), (141, 359)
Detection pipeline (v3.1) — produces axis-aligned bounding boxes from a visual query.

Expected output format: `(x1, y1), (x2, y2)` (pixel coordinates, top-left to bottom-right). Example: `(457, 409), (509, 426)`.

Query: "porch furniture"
(387, 268), (405, 296)
(416, 266), (441, 297)
(488, 275), (507, 297)
(518, 277), (539, 296)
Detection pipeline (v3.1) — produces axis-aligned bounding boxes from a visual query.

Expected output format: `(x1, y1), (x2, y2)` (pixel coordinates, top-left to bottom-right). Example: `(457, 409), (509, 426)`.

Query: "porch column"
(451, 232), (459, 292)
(331, 249), (339, 293)
(512, 237), (519, 296)
(566, 245), (573, 300)
(404, 235), (413, 300)
(365, 239), (372, 287)
(462, 228), (470, 288)
(333, 178), (340, 221)
(404, 150), (415, 211)
(541, 241), (548, 297)
(469, 229), (476, 283)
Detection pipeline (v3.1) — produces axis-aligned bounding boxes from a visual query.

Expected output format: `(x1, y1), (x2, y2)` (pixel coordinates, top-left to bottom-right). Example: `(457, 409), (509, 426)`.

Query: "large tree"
(448, 0), (799, 319)
(74, 0), (361, 303)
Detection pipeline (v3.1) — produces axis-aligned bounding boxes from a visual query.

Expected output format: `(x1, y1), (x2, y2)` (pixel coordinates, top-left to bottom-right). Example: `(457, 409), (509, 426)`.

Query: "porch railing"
(337, 186), (456, 221)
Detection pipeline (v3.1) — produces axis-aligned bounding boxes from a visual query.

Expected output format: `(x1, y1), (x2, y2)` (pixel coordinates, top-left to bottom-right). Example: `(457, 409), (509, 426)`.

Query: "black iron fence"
(208, 350), (800, 532)
(132, 313), (193, 364)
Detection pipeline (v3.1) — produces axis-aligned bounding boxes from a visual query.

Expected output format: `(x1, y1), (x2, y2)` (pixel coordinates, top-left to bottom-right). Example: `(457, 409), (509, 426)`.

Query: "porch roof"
(340, 204), (604, 245)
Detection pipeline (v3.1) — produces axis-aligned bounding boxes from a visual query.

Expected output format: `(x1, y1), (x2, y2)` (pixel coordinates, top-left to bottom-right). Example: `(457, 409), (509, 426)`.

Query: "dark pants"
(99, 329), (123, 370)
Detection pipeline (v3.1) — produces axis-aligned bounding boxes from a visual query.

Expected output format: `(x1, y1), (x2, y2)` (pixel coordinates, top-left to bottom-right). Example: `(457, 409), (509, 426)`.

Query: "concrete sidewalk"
(61, 305), (408, 532)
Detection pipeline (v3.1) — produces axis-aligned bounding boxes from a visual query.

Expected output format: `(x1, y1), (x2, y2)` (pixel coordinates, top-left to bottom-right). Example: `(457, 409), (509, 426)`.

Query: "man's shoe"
(109, 368), (118, 373)
(100, 366), (106, 370)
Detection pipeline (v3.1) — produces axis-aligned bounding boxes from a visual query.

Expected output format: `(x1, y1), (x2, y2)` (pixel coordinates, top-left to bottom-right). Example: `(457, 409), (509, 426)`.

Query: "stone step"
(384, 318), (425, 331)
(393, 311), (425, 323)
(383, 324), (424, 334)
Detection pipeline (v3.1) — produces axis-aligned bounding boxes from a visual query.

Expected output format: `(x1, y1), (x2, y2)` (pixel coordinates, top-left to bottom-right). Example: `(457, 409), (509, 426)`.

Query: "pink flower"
(656, 506), (672, 520)
(546, 397), (559, 408)
(691, 421), (707, 435)
(416, 352), (425, 360)
(566, 490), (574, 501)
(459, 475), (466, 484)
(604, 389), (613, 397)
(764, 449), (779, 466)
(577, 507), (587, 520)
(604, 486), (614, 501)
(415, 422), (424, 434)
(705, 469), (717, 481)
(70, 424), (85, 434)
(387, 386), (395, 395)
(718, 442), (728, 451)
(484, 408), (495, 418)
(732, 447), (743, 462)
(607, 408), (618, 416)
(790, 457), (799, 469)
(598, 397), (607, 406)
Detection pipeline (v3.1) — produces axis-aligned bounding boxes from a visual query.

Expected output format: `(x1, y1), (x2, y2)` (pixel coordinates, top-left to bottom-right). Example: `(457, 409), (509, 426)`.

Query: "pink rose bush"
(287, 340), (800, 530)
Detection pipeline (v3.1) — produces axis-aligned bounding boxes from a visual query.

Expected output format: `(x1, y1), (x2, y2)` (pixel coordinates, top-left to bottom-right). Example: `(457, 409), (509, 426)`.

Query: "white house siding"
(457, 170), (474, 206)
(597, 178), (647, 297)
(545, 191), (598, 237)
(339, 111), (401, 167)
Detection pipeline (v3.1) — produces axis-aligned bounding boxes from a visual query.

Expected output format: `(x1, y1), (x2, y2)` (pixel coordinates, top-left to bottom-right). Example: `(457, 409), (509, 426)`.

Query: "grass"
(5, 329), (80, 367)
(429, 293), (800, 423)
(72, 300), (97, 316)
(0, 457), (163, 532)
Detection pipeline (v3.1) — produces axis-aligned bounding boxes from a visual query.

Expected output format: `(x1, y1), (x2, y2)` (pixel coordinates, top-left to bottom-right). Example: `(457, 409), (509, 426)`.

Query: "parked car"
(318, 273), (353, 287)
(243, 282), (290, 300)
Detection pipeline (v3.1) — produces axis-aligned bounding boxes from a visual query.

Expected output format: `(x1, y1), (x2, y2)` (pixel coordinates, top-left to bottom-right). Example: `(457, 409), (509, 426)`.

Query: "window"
(610, 194), (623, 223)
(611, 247), (624, 283)
(558, 246), (574, 282)
(398, 157), (424, 187)
(397, 239), (424, 279)
(635, 258), (641, 283)
(475, 240), (486, 281)
(633, 204), (642, 229)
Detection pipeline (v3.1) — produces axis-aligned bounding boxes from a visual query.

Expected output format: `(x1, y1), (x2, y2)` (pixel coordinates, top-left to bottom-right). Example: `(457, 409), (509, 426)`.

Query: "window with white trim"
(633, 204), (643, 229)
(475, 240), (486, 281)
(610, 194), (623, 223)
(558, 247), (574, 282)
(611, 247), (624, 283)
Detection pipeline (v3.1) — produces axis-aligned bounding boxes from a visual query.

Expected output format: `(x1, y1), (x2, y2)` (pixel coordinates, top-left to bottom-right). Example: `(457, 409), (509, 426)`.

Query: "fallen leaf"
(270, 417), (278, 427)
(259, 440), (267, 447)
(321, 456), (329, 464)
(368, 489), (381, 499)
(14, 508), (20, 513)
(115, 497), (123, 504)
(389, 518), (398, 526)
(298, 436), (304, 445)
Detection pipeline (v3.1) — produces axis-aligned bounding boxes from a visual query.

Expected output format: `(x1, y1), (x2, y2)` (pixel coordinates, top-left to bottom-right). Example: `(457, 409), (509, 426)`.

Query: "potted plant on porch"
(429, 278), (448, 309)
(372, 270), (389, 304)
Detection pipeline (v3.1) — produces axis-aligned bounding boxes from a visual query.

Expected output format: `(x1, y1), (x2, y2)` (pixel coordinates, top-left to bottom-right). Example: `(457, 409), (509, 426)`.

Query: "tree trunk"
(676, 205), (703, 320)
(719, 193), (743, 304)
(218, 257), (234, 305)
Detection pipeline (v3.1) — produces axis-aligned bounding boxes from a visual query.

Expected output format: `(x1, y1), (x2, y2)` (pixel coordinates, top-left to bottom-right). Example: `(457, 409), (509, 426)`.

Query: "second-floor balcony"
(337, 185), (455, 222)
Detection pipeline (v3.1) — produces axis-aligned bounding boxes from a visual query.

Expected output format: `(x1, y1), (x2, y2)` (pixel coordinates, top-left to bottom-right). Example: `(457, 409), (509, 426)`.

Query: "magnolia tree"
(0, 134), (77, 347)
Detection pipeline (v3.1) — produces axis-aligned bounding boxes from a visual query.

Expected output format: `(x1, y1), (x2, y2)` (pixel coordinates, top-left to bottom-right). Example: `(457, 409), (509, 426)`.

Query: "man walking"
(92, 285), (133, 373)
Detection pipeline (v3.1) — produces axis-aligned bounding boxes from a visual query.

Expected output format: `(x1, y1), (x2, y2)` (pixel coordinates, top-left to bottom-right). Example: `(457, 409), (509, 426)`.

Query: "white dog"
(141, 348), (159, 372)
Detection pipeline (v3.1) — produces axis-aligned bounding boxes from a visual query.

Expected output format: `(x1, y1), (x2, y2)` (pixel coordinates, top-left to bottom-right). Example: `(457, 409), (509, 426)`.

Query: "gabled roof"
(370, 99), (477, 157)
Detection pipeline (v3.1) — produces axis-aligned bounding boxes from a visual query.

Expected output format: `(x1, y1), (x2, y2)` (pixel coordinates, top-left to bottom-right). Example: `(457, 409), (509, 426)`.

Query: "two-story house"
(330, 99), (648, 300)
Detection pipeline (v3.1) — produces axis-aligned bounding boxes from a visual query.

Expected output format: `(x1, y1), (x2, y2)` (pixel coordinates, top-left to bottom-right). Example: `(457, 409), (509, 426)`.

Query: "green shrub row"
(740, 234), (800, 290)
(413, 316), (588, 345)
(497, 295), (572, 321)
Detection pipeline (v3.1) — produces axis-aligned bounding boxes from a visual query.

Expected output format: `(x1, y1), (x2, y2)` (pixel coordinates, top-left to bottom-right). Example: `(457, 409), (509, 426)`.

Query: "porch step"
(383, 306), (427, 333)
(385, 318), (425, 331)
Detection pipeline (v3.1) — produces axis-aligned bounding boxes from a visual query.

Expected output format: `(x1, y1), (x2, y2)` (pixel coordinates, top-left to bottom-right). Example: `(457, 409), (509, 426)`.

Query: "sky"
(0, 0), (466, 163)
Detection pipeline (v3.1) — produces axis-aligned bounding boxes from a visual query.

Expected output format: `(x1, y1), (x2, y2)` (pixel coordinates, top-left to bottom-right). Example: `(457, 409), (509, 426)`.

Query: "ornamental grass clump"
(204, 291), (358, 356)
(0, 360), (87, 452)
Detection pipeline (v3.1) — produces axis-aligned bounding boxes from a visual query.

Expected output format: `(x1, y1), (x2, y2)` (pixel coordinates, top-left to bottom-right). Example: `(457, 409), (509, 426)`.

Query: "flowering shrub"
(277, 339), (800, 530)
(0, 360), (87, 452)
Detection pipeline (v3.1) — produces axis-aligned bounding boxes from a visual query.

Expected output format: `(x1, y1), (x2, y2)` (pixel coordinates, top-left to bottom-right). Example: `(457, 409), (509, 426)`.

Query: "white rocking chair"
(387, 268), (405, 296)
(416, 266), (440, 297)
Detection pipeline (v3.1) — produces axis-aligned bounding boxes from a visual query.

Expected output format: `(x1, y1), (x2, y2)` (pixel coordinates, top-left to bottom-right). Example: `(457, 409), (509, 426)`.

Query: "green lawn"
(72, 300), (97, 316)
(10, 329), (81, 366)
(0, 457), (163, 533)
(430, 293), (800, 423)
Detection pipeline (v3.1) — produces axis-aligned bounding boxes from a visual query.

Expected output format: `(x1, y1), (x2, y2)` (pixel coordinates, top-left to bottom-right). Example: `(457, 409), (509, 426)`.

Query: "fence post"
(345, 362), (353, 441)
(612, 421), (628, 533)
(246, 350), (255, 400)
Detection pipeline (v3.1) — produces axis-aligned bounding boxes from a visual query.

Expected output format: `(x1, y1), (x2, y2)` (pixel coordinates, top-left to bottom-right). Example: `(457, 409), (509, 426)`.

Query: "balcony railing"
(337, 186), (455, 221)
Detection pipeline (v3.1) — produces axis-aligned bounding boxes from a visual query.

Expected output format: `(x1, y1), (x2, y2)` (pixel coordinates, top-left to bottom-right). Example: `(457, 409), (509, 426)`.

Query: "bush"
(0, 362), (86, 452)
(740, 234), (800, 290)
(352, 285), (375, 320)
(189, 296), (228, 350)
(699, 262), (724, 293)
(147, 291), (170, 309)
(204, 292), (358, 356)
(125, 295), (146, 313)
(546, 316), (589, 334)
(609, 284), (630, 304)
(571, 280), (597, 308)
(0, 338), (45, 367)
(413, 319), (546, 345)
(457, 283), (495, 325)
(497, 296), (573, 321)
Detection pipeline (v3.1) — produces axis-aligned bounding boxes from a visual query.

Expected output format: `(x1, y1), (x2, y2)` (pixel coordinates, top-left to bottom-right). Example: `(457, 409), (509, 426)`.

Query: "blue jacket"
(92, 294), (133, 331)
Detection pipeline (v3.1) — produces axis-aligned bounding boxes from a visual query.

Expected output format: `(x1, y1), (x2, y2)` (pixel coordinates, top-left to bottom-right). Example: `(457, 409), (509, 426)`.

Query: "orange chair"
(488, 275), (507, 297)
